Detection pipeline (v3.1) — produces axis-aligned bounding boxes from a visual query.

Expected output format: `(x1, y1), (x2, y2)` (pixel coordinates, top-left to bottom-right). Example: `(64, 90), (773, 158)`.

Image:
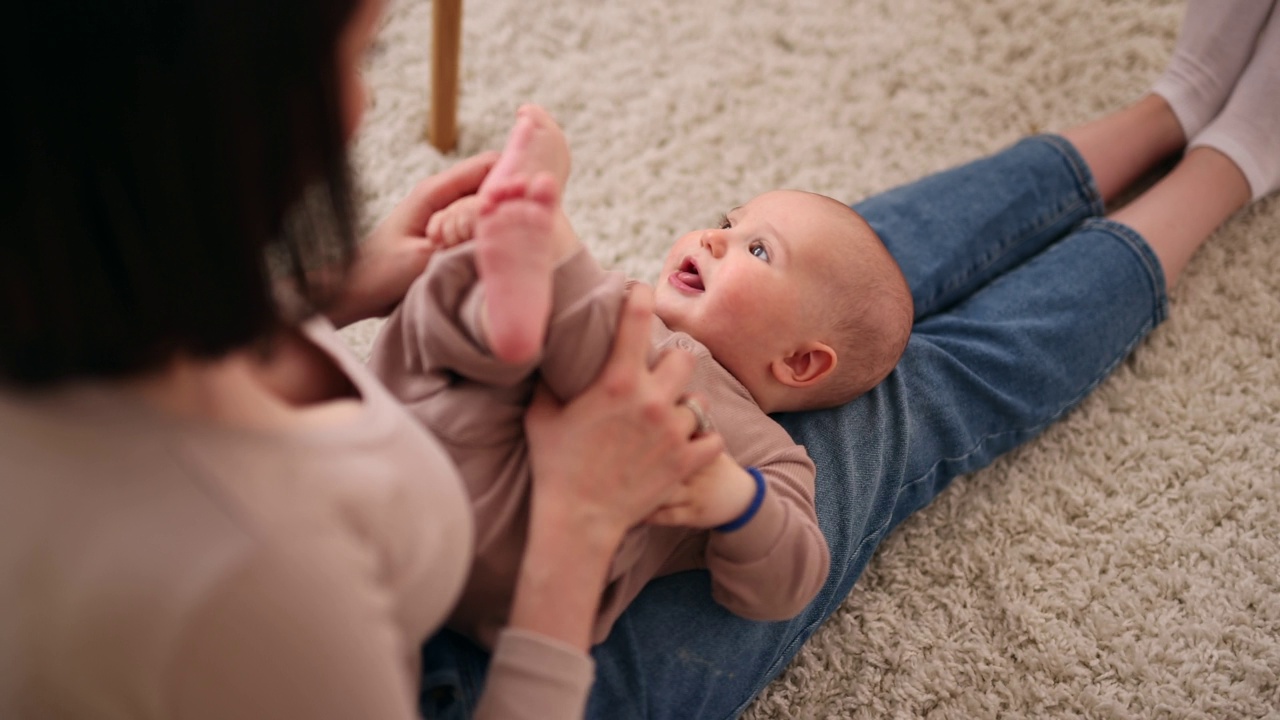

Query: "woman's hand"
(326, 151), (500, 327)
(523, 285), (724, 544)
(510, 285), (723, 650)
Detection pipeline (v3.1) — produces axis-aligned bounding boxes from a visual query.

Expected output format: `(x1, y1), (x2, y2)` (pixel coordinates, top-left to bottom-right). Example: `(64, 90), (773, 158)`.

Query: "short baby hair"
(1, 0), (362, 387)
(796, 197), (914, 410)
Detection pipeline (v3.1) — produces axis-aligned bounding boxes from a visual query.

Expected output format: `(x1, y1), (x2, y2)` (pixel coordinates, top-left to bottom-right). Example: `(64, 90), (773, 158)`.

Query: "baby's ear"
(771, 342), (837, 389)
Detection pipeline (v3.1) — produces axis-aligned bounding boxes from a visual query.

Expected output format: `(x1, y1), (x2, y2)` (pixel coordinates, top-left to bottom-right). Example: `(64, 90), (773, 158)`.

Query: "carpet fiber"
(343, 1), (1280, 716)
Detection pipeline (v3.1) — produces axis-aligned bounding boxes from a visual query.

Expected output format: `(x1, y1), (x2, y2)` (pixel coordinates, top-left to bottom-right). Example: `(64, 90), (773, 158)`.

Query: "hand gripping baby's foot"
(473, 105), (571, 363)
(475, 172), (560, 363)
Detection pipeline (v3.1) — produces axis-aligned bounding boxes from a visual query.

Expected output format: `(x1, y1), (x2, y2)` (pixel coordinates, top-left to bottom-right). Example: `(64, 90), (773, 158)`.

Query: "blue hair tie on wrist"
(715, 466), (766, 533)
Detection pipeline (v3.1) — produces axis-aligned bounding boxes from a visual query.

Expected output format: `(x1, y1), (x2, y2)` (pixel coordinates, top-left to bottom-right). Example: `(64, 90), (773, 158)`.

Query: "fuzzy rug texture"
(342, 0), (1280, 717)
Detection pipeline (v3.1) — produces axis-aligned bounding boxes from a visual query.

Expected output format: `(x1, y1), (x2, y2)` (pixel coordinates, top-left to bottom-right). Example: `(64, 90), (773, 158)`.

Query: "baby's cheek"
(719, 278), (759, 313)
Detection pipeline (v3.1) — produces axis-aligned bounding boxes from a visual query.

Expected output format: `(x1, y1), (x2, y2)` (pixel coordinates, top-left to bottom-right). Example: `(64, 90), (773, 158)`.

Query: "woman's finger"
(676, 391), (714, 438)
(679, 434), (725, 482)
(597, 286), (661, 391)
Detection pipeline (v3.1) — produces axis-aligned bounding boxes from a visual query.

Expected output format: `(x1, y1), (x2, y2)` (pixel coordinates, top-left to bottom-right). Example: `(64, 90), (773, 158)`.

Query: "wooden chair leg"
(428, 0), (463, 152)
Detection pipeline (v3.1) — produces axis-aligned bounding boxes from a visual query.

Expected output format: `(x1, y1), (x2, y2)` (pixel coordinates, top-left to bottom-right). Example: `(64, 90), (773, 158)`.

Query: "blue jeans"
(418, 135), (1169, 719)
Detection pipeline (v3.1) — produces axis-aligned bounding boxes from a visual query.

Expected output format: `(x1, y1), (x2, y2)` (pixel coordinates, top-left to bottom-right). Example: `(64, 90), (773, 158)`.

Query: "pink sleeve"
(703, 447), (831, 621)
(474, 628), (595, 720)
(683, 372), (830, 621)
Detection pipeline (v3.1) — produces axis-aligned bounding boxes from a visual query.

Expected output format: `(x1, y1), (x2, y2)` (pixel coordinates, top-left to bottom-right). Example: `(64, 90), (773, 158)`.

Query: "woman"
(1, 0), (719, 718)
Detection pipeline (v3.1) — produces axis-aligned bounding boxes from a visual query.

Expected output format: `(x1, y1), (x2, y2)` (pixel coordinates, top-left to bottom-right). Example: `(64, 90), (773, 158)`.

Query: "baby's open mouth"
(673, 257), (704, 291)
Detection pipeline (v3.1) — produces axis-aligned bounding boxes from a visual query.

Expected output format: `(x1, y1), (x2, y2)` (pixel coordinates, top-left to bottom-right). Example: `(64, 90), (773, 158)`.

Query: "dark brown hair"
(1, 0), (362, 386)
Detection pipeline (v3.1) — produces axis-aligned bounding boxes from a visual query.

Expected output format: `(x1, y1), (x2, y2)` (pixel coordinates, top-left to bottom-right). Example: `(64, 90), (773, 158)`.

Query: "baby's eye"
(717, 214), (732, 230)
(749, 240), (770, 262)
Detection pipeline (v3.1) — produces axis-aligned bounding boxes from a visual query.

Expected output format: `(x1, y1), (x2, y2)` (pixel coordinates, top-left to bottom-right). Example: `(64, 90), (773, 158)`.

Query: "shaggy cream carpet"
(342, 0), (1280, 716)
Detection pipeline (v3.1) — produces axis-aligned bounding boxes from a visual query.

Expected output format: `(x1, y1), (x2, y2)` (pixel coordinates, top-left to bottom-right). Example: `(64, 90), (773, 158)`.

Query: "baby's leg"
(475, 105), (578, 363)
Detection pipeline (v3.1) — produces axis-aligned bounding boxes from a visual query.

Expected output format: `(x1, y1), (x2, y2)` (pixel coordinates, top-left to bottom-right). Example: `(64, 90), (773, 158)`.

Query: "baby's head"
(654, 190), (913, 413)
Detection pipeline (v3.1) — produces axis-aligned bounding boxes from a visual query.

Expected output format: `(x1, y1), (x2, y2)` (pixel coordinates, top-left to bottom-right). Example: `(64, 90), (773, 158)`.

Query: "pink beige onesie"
(370, 244), (830, 648)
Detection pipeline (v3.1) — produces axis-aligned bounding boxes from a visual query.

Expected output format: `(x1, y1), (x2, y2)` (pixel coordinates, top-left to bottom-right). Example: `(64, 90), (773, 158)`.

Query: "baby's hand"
(644, 453), (758, 530)
(426, 194), (485, 249)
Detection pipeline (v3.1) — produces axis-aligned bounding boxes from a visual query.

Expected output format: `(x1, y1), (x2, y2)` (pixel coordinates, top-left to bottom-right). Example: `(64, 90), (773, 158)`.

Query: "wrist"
(509, 503), (625, 651)
(715, 466), (766, 533)
(528, 497), (627, 559)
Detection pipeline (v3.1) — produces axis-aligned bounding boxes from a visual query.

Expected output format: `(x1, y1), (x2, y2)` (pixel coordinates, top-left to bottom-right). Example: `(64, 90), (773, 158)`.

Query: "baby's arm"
(644, 452), (758, 529)
(649, 448), (829, 622)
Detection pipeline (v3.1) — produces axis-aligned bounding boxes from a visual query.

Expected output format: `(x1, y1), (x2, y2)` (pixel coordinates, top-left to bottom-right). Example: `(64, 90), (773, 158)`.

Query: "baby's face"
(654, 190), (848, 394)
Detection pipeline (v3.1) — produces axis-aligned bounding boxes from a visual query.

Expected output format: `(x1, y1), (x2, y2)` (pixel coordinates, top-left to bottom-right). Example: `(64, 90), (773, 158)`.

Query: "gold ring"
(679, 395), (713, 436)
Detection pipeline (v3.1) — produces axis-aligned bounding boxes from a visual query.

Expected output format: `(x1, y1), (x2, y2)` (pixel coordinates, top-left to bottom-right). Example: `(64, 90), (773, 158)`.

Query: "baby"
(369, 105), (913, 648)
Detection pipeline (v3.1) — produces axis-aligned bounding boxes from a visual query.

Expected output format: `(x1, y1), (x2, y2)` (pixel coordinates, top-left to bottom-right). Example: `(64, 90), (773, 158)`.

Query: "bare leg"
(1059, 1), (1280, 289)
(1060, 94), (1185, 204)
(1111, 148), (1250, 289)
(1060, 95), (1250, 289)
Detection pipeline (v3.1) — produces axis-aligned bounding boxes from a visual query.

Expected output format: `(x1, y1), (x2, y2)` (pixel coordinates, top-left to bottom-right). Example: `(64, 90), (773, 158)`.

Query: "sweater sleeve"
(702, 445), (830, 621)
(473, 628), (595, 720)
(679, 361), (829, 622)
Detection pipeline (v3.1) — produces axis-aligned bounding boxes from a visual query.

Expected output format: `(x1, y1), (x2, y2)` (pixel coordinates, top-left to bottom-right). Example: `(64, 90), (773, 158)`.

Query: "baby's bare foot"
(474, 106), (571, 363)
(482, 104), (571, 192)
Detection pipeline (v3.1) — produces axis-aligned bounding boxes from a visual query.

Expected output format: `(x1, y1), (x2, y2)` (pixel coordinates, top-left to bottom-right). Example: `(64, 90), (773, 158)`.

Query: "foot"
(480, 104), (572, 194)
(1191, 3), (1280, 201)
(1151, 0), (1276, 141)
(474, 106), (571, 363)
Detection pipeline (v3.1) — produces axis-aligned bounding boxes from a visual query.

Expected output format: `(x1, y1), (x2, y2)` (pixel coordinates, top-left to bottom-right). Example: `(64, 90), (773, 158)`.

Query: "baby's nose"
(699, 229), (727, 257)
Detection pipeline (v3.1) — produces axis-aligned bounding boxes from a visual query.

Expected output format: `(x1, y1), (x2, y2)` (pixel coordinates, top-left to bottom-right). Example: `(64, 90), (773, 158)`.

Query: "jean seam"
(918, 135), (1104, 314)
(875, 217), (1168, 570)
(1083, 217), (1170, 324)
(1040, 133), (1107, 219)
